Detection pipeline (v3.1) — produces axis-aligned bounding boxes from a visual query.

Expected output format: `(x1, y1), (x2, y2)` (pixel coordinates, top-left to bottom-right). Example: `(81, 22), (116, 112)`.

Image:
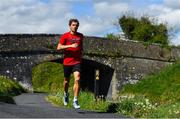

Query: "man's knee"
(74, 77), (80, 85)
(64, 78), (70, 84)
(74, 76), (80, 83)
(73, 71), (80, 79)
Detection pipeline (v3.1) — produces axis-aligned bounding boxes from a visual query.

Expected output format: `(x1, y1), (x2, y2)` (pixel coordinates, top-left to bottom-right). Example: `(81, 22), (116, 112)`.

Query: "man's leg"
(63, 78), (70, 106)
(64, 78), (70, 93)
(73, 71), (80, 97)
(73, 71), (81, 109)
(63, 65), (72, 106)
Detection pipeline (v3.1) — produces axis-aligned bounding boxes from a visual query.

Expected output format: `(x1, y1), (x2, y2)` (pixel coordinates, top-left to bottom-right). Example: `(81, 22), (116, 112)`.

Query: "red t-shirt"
(59, 32), (83, 65)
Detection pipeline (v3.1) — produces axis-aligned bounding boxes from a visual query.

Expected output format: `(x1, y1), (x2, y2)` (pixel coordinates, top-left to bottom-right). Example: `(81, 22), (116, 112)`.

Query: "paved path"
(0, 93), (124, 118)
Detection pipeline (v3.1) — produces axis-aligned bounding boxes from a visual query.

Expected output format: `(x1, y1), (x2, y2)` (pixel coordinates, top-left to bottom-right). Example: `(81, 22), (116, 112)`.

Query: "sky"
(0, 0), (180, 45)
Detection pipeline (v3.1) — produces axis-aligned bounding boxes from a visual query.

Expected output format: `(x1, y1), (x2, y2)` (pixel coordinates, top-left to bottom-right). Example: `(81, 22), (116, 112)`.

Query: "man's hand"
(57, 43), (78, 50)
(71, 43), (78, 48)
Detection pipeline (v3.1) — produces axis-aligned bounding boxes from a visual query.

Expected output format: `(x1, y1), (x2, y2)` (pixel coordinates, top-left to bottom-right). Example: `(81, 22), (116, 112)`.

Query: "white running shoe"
(73, 100), (80, 109)
(63, 93), (69, 106)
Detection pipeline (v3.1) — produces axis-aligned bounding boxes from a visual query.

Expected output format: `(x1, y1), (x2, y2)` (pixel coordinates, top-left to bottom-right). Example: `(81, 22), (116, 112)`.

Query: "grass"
(120, 61), (180, 103)
(117, 60), (180, 118)
(47, 90), (110, 112)
(0, 76), (25, 103)
(32, 61), (180, 118)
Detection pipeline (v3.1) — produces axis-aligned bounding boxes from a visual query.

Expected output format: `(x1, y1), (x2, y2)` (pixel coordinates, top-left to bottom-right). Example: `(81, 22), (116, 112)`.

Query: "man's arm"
(57, 43), (78, 50)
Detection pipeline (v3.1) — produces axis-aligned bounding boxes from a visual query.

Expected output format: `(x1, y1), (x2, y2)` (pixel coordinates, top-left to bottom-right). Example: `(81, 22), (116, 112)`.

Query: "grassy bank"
(117, 61), (180, 118)
(0, 76), (25, 103)
(32, 61), (180, 117)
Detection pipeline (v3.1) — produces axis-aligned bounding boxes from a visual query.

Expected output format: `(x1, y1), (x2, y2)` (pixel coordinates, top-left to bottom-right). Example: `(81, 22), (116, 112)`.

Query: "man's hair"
(69, 19), (79, 26)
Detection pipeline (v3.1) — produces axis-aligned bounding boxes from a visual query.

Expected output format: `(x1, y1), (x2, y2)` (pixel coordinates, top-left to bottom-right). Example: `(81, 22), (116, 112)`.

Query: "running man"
(57, 19), (83, 109)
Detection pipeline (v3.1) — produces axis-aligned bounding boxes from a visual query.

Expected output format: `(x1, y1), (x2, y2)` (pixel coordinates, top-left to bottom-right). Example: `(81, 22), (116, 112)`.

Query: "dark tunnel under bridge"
(51, 58), (114, 99)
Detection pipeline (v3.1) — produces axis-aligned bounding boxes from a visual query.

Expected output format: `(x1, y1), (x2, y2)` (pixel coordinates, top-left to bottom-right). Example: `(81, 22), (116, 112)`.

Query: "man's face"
(69, 22), (79, 33)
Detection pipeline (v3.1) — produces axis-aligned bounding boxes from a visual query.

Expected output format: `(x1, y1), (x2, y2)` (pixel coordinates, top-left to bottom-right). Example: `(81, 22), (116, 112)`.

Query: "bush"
(119, 15), (169, 45)
(0, 76), (25, 96)
(0, 76), (25, 103)
(106, 33), (119, 40)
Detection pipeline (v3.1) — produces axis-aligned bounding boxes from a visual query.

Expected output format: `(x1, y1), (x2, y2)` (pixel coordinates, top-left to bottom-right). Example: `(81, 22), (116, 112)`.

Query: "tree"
(119, 15), (169, 45)
(119, 15), (138, 40)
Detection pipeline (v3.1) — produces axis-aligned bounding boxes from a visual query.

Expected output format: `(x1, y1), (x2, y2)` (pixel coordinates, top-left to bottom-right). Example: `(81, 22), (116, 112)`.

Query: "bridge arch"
(49, 58), (114, 98)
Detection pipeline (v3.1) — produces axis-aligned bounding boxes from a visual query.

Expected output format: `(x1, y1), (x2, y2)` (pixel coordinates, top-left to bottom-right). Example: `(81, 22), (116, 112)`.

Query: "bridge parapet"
(84, 36), (179, 62)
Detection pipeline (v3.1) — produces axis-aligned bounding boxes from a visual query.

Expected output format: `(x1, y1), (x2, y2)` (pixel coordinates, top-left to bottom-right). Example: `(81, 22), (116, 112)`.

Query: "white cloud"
(78, 17), (113, 36)
(77, 1), (131, 36)
(0, 0), (35, 9)
(147, 4), (172, 15)
(0, 0), (73, 33)
(158, 9), (180, 31)
(93, 0), (132, 3)
(94, 1), (130, 18)
(164, 0), (180, 9)
(170, 32), (180, 46)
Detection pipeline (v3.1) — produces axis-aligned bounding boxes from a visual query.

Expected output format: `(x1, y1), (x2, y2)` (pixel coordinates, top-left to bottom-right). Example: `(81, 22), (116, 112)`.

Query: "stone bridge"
(0, 34), (179, 100)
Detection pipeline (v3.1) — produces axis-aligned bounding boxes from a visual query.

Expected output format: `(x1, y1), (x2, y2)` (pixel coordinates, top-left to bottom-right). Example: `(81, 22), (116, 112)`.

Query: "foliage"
(106, 33), (119, 40)
(0, 76), (25, 96)
(119, 15), (138, 40)
(0, 76), (25, 103)
(32, 62), (70, 93)
(119, 15), (169, 45)
(115, 94), (180, 118)
(47, 90), (110, 112)
(120, 61), (180, 103)
(117, 61), (180, 117)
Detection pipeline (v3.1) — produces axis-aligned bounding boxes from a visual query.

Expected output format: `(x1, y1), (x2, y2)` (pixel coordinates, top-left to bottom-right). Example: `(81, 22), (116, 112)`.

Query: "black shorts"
(63, 64), (81, 79)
